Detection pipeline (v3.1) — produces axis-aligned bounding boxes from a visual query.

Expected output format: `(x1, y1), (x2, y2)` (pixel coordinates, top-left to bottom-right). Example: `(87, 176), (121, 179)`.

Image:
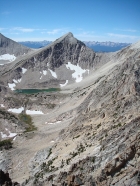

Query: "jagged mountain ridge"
(0, 33), (32, 56)
(0, 33), (32, 65)
(0, 32), (104, 90)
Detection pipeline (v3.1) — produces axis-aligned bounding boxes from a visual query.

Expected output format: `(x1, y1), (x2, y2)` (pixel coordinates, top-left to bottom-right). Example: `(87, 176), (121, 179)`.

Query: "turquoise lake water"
(15, 88), (60, 94)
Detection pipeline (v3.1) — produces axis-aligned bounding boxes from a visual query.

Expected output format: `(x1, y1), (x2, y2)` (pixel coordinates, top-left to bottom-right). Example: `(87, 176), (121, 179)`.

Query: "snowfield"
(49, 69), (57, 78)
(45, 121), (62, 125)
(0, 54), (16, 62)
(8, 107), (24, 113)
(0, 128), (17, 139)
(0, 104), (5, 107)
(22, 68), (27, 74)
(26, 110), (44, 115)
(43, 70), (47, 75)
(66, 62), (89, 82)
(8, 78), (22, 90)
(40, 70), (47, 79)
(8, 83), (16, 90)
(8, 107), (44, 115)
(13, 79), (21, 83)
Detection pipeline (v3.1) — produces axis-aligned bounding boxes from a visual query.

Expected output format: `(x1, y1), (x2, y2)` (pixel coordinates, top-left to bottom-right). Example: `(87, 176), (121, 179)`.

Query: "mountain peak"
(52, 32), (80, 46)
(65, 32), (74, 37)
(55, 32), (74, 41)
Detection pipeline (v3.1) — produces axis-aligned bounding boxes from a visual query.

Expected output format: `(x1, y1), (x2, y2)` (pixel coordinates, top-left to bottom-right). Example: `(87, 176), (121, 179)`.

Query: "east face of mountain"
(0, 32), (97, 89)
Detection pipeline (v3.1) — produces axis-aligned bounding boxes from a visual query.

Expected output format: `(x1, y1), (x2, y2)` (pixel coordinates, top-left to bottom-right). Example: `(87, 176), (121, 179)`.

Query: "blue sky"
(0, 0), (140, 43)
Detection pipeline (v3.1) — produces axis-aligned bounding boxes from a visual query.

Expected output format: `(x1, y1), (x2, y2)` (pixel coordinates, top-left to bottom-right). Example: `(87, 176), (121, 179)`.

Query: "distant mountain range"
(83, 41), (131, 52)
(19, 40), (131, 52)
(18, 41), (52, 49)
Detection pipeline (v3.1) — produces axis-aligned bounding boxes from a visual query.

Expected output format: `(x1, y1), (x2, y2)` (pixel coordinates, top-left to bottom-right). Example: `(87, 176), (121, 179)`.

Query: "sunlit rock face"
(0, 33), (140, 186)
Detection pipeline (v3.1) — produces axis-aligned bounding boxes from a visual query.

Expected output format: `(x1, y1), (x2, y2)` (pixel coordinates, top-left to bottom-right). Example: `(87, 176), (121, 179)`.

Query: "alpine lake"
(14, 88), (61, 94)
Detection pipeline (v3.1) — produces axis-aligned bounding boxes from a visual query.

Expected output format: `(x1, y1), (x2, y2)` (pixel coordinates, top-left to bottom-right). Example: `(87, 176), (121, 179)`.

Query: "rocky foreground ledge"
(0, 169), (19, 186)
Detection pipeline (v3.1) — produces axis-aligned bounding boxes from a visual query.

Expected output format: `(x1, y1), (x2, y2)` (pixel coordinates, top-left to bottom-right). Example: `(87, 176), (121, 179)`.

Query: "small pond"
(15, 88), (60, 94)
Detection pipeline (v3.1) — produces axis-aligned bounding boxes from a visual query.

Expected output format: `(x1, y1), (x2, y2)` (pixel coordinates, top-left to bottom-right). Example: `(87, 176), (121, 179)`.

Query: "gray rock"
(0, 33), (32, 56)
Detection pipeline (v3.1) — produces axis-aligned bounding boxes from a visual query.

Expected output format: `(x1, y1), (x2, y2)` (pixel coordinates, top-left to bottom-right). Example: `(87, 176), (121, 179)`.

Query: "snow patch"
(56, 121), (61, 123)
(49, 69), (57, 78)
(8, 107), (24, 113)
(43, 70), (47, 75)
(13, 79), (17, 83)
(26, 110), (44, 115)
(0, 132), (7, 138)
(0, 104), (5, 108)
(8, 78), (22, 90)
(13, 79), (21, 83)
(8, 132), (17, 138)
(46, 120), (61, 125)
(0, 54), (16, 62)
(0, 128), (17, 139)
(22, 68), (27, 74)
(60, 80), (68, 87)
(40, 70), (47, 79)
(66, 62), (89, 83)
(8, 83), (16, 91)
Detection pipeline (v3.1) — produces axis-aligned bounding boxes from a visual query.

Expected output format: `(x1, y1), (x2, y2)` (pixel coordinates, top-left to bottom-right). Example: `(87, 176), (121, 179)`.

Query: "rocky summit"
(0, 33), (139, 186)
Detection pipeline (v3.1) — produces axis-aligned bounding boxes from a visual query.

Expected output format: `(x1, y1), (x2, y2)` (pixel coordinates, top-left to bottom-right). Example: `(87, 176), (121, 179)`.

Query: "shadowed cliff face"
(0, 169), (19, 185)
(45, 33), (96, 70)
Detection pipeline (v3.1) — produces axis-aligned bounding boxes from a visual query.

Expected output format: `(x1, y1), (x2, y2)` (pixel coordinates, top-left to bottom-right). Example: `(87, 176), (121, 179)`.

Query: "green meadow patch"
(19, 113), (37, 132)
